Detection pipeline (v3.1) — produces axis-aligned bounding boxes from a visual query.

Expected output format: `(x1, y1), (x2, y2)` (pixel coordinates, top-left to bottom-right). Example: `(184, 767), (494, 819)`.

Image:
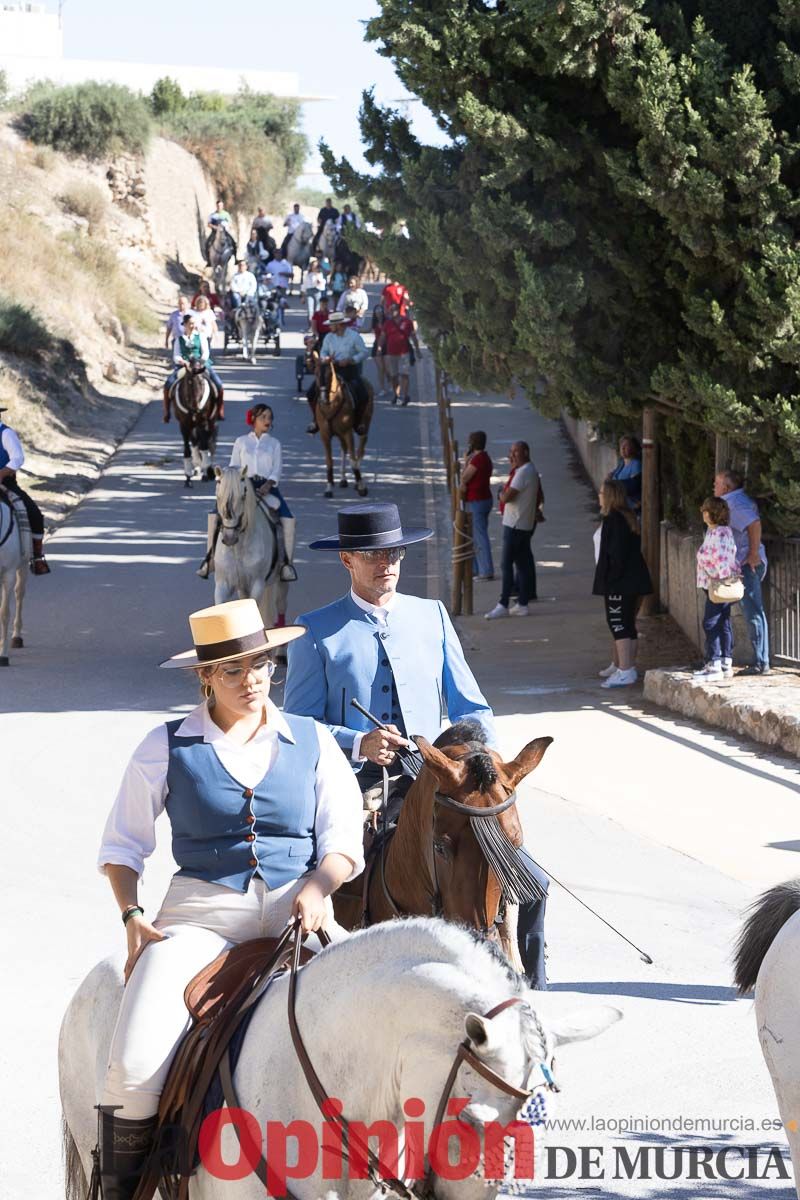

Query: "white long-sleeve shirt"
(336, 287), (368, 316)
(230, 270), (258, 298)
(284, 211), (307, 233)
(230, 432), (282, 484)
(0, 425), (24, 471)
(97, 699), (365, 882)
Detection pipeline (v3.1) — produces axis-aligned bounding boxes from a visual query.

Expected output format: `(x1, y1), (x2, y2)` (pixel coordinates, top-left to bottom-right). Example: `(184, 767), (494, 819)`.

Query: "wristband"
(122, 905), (144, 926)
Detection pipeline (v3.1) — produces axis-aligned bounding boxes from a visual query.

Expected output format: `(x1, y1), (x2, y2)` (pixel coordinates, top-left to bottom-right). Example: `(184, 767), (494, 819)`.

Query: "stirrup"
(280, 563), (298, 583)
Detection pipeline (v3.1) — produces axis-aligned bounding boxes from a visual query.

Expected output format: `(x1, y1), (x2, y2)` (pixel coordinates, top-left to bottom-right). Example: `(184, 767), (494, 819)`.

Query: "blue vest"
(164, 713), (320, 893)
(0, 424), (9, 471)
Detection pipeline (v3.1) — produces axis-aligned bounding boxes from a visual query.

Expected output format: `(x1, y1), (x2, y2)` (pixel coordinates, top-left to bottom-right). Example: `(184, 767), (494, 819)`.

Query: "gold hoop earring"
(202, 682), (214, 701)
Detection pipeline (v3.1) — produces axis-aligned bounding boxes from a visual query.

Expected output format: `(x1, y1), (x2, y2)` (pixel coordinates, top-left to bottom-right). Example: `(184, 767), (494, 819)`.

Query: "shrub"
(20, 82), (152, 160)
(59, 181), (108, 232)
(32, 145), (57, 171)
(0, 70), (10, 110)
(150, 77), (186, 117)
(61, 231), (159, 337)
(0, 297), (53, 357)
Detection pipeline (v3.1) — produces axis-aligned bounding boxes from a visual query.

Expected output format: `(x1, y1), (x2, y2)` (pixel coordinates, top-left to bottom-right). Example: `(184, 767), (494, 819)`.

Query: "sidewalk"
(418, 376), (800, 890)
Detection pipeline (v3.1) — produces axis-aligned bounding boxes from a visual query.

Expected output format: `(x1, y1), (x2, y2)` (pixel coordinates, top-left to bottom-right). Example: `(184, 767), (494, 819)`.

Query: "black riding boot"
(197, 514), (221, 579)
(99, 1111), (158, 1200)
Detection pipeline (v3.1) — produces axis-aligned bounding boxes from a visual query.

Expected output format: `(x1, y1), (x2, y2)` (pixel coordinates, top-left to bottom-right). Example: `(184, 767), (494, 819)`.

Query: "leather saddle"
(134, 934), (315, 1200)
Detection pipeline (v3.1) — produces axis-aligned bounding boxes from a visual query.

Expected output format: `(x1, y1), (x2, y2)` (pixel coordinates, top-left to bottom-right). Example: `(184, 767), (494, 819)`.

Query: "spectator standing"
(331, 265), (347, 307)
(336, 276), (369, 320)
(192, 295), (218, 344)
(164, 295), (193, 350)
(380, 303), (420, 406)
(382, 279), (410, 315)
(714, 468), (770, 674)
(608, 434), (642, 510)
(191, 279), (221, 312)
(485, 441), (541, 619)
(692, 496), (741, 681)
(371, 302), (387, 396)
(460, 432), (494, 580)
(593, 480), (653, 687)
(302, 258), (326, 323)
(310, 296), (331, 345)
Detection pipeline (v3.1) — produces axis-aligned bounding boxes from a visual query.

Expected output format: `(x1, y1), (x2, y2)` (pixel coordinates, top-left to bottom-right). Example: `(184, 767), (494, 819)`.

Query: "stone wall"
(561, 413), (617, 490)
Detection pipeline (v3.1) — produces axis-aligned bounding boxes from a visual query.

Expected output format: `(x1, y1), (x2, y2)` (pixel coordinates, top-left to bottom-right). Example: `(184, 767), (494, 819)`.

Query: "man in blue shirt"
(284, 501), (550, 987)
(714, 468), (770, 675)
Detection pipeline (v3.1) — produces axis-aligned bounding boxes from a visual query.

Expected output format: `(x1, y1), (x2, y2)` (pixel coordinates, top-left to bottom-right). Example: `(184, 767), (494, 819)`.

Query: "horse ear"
(503, 736), (553, 789)
(414, 735), (465, 784)
(241, 466), (248, 479)
(214, 466), (222, 479)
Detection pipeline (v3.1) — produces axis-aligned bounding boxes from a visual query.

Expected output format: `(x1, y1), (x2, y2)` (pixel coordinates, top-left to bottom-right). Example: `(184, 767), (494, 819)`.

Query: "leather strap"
(434, 788), (518, 818)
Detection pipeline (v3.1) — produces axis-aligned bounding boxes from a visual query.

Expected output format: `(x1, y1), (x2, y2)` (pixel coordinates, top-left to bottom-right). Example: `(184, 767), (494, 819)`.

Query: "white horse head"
(214, 464), (254, 547)
(60, 917), (621, 1200)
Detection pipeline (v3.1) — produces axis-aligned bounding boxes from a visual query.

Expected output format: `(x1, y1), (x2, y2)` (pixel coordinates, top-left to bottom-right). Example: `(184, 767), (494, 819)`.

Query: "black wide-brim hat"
(309, 502), (433, 551)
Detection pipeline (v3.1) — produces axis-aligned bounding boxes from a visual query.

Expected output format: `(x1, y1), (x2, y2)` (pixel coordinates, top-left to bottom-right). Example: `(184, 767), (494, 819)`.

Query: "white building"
(0, 3), (308, 99)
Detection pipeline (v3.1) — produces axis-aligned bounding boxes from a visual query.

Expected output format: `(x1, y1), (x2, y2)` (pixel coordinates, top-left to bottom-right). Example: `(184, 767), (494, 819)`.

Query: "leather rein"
(219, 918), (548, 1200)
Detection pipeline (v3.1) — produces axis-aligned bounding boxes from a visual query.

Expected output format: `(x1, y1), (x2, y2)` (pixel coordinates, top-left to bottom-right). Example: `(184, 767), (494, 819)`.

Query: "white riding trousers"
(101, 874), (345, 1119)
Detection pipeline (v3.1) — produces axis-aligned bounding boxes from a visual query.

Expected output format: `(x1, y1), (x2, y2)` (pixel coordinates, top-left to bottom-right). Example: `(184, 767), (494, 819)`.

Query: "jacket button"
(245, 833), (255, 843)
(246, 814), (256, 825)
(249, 856), (257, 867)
(243, 788), (254, 799)
(381, 658), (389, 667)
(380, 631), (389, 640)
(382, 684), (390, 693)
(382, 712), (390, 721)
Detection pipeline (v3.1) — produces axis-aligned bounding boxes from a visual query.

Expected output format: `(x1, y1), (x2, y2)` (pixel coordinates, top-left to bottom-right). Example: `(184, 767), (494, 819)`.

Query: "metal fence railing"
(436, 369), (474, 616)
(765, 536), (800, 666)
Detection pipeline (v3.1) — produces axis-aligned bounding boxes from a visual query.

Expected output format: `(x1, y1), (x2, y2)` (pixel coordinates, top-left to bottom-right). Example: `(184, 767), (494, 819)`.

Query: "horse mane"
(434, 721), (498, 793)
(216, 466), (257, 525)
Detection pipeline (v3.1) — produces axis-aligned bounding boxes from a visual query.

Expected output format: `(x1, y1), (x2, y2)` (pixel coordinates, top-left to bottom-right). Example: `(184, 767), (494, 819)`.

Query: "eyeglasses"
(214, 655), (276, 687)
(356, 547), (406, 563)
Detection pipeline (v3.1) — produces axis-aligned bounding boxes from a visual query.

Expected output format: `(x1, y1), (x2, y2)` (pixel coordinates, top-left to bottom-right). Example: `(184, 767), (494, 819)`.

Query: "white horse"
(234, 301), (263, 364)
(318, 217), (338, 260)
(60, 918), (621, 1200)
(735, 880), (800, 1193)
(212, 465), (288, 627)
(0, 495), (29, 666)
(286, 220), (313, 275)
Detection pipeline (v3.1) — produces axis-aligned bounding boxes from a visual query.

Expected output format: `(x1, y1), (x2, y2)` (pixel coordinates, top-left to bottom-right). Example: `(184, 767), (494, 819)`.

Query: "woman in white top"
(94, 599), (363, 1199)
(191, 294), (218, 344)
(301, 257), (327, 322)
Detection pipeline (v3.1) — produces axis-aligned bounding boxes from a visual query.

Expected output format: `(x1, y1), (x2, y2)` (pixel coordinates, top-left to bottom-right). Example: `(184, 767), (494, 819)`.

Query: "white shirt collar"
(350, 588), (398, 623)
(175, 697), (295, 744)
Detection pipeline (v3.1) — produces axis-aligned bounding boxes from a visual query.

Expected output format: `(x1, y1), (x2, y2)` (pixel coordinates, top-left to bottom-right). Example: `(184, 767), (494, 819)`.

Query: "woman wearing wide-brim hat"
(95, 599), (364, 1200)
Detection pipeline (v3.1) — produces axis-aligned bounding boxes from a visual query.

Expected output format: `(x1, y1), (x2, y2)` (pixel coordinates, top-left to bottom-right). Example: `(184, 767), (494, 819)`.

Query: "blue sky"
(61, 0), (446, 185)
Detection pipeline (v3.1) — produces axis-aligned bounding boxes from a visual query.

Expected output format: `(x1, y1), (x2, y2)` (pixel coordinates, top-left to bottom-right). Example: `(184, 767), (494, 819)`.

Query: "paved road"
(1, 297), (795, 1197)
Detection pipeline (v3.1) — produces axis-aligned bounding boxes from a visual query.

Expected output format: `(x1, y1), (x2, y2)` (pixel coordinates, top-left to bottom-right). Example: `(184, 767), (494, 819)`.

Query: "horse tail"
(62, 1113), (87, 1200)
(734, 879), (800, 995)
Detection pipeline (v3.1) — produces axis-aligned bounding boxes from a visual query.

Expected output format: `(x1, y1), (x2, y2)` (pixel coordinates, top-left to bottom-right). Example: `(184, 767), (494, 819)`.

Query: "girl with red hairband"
(198, 405), (298, 623)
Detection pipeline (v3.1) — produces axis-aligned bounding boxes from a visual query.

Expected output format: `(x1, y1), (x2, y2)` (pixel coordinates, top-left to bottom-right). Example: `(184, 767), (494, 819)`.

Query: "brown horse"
(314, 354), (373, 498)
(334, 720), (553, 970)
(171, 359), (219, 487)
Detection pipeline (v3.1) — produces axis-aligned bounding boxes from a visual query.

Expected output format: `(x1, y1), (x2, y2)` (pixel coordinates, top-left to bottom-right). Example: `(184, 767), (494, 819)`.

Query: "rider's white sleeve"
(97, 724), (169, 878)
(313, 724), (365, 879)
(1, 427), (24, 470)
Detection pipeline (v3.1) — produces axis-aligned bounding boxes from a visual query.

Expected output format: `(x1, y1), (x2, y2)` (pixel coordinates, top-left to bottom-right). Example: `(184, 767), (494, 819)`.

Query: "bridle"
(220, 919), (558, 1200)
(379, 753), (520, 933)
(218, 474), (248, 546)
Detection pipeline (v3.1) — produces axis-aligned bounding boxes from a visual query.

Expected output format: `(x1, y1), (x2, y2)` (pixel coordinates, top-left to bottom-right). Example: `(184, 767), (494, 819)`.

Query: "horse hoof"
(11, 637), (23, 649)
(0, 657), (8, 667)
(357, 485), (369, 497)
(184, 478), (192, 489)
(324, 488), (333, 499)
(339, 479), (349, 489)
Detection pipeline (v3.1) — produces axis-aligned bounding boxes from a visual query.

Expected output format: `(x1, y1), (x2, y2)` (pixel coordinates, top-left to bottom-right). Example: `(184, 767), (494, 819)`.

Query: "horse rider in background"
(251, 206), (274, 251)
(205, 198), (237, 264)
(335, 204), (361, 235)
(281, 202), (307, 257)
(245, 229), (270, 276)
(283, 501), (549, 988)
(0, 407), (50, 574)
(163, 314), (224, 423)
(312, 196), (340, 252)
(319, 311), (371, 435)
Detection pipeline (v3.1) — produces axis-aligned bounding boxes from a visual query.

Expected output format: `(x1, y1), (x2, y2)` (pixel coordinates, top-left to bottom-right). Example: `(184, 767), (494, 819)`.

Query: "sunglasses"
(355, 547), (406, 563)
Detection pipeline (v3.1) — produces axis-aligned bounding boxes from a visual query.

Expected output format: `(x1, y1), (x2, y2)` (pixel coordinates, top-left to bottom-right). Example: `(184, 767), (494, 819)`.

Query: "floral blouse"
(696, 524), (740, 588)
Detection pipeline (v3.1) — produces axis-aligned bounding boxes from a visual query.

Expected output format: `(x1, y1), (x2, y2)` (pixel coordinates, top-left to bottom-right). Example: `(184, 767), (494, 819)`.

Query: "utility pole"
(640, 406), (660, 613)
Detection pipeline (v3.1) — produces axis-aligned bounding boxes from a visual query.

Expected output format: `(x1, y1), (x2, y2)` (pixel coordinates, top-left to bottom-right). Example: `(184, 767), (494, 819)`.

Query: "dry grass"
(31, 145), (56, 171)
(58, 180), (108, 232)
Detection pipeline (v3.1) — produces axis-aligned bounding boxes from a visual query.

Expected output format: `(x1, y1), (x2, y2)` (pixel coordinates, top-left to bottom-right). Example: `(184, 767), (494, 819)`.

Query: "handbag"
(708, 575), (744, 604)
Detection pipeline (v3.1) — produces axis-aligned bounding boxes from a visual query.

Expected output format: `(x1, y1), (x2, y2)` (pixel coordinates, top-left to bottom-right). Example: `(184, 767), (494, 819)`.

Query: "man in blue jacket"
(284, 501), (549, 987)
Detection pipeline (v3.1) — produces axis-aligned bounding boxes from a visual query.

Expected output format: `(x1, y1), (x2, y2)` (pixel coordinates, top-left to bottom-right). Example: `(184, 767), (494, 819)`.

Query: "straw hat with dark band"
(160, 599), (305, 669)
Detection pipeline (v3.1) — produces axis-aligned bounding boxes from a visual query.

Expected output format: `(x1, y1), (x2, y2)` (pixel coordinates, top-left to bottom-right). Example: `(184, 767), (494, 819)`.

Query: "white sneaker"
(693, 661), (723, 680)
(509, 604), (529, 616)
(598, 663), (617, 678)
(721, 658), (733, 677)
(485, 603), (509, 620)
(601, 667), (638, 688)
